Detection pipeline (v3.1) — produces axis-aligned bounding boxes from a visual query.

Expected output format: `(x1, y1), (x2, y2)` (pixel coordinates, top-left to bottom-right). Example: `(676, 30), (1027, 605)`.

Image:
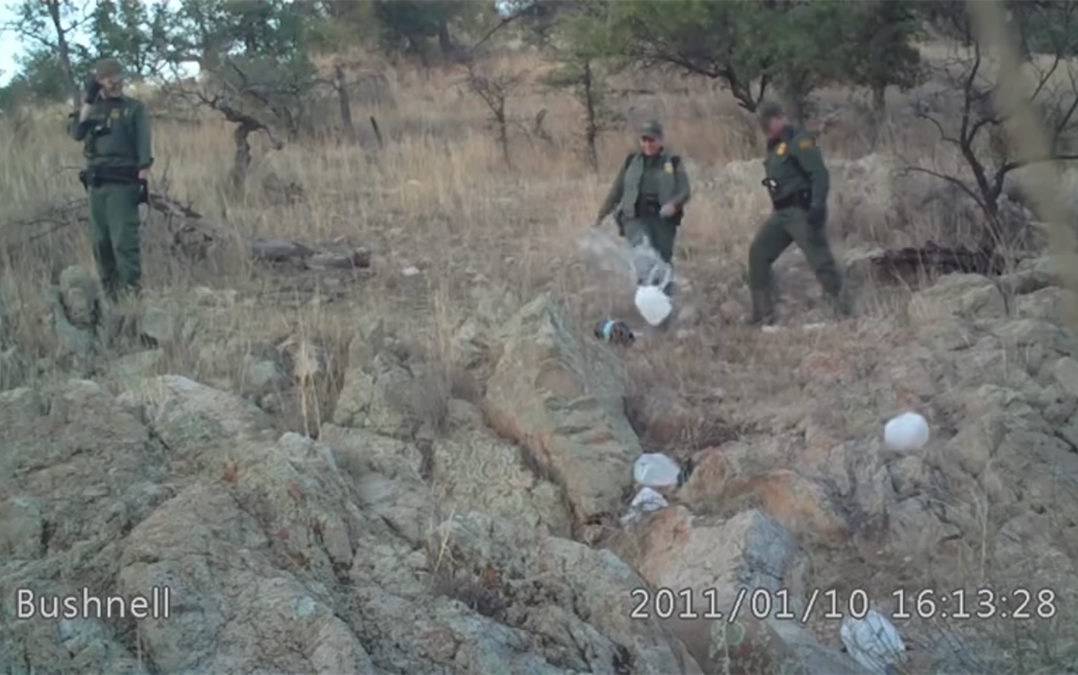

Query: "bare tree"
(6, 0), (93, 104)
(904, 1), (1078, 250)
(163, 60), (293, 190)
(332, 62), (355, 139)
(463, 61), (524, 167)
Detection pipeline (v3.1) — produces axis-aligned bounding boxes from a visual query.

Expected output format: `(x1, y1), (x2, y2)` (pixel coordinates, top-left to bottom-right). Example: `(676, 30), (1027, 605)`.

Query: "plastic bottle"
(594, 318), (635, 345)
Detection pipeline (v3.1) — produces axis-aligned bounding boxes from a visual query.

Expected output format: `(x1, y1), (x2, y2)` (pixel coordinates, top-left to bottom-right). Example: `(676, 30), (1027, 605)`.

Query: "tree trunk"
(334, 64), (355, 140)
(438, 18), (454, 58)
(230, 122), (256, 190)
(871, 84), (886, 115)
(45, 0), (79, 105)
(582, 59), (599, 171)
(779, 83), (808, 127)
(496, 104), (511, 167)
(869, 84), (887, 149)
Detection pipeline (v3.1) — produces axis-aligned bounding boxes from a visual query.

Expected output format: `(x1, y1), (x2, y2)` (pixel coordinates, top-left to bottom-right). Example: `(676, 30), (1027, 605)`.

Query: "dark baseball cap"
(758, 100), (784, 126)
(640, 120), (664, 139)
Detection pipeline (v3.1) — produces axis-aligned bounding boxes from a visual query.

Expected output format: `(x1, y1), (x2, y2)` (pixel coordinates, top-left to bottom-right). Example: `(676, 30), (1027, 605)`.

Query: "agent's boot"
(747, 289), (776, 326)
(827, 285), (854, 320)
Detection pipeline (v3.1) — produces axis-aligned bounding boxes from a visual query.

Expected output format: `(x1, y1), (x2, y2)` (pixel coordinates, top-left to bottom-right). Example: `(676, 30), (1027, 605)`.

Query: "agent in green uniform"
(68, 58), (153, 301)
(748, 101), (851, 325)
(595, 120), (691, 292)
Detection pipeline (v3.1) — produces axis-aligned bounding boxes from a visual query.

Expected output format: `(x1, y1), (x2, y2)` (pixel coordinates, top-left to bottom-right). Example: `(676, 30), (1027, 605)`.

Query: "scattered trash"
(594, 318), (635, 345)
(839, 610), (908, 675)
(635, 285), (673, 326)
(630, 243), (672, 289)
(631, 487), (668, 511)
(633, 452), (681, 488)
(883, 411), (930, 451)
(762, 325), (782, 334)
(579, 229), (636, 288)
(620, 486), (669, 526)
(401, 266), (420, 277)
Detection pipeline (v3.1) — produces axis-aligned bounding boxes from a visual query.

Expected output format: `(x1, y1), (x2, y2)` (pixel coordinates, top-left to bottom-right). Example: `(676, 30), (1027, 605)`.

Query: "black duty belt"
(79, 166), (139, 189)
(771, 190), (811, 211)
(635, 199), (662, 218)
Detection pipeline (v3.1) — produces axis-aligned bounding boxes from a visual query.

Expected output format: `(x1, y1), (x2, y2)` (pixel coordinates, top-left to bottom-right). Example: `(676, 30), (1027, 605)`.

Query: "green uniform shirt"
(637, 153), (665, 206)
(763, 125), (829, 209)
(68, 96), (153, 170)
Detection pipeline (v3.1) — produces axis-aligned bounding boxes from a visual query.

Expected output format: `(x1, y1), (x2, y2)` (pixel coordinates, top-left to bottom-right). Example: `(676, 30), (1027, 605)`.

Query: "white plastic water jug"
(634, 286), (673, 326)
(883, 412), (930, 451)
(633, 453), (681, 487)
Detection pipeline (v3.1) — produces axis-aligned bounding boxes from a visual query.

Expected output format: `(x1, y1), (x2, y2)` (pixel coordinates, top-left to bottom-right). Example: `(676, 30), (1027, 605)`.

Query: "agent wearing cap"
(748, 100), (851, 325)
(594, 120), (691, 293)
(68, 58), (153, 301)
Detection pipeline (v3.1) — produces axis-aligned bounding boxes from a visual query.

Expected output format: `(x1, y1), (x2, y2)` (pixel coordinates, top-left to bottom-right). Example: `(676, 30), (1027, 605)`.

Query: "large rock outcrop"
(0, 375), (702, 674)
(483, 295), (642, 541)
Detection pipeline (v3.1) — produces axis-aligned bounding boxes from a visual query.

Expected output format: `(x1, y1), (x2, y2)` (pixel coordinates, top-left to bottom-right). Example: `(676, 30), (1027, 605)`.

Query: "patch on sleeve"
(663, 160), (674, 174)
(775, 142), (787, 156)
(110, 107), (121, 120)
(798, 136), (815, 150)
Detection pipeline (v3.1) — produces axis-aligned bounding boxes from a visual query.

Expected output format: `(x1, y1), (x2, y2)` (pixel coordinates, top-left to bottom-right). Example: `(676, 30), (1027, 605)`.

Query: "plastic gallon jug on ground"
(883, 411), (930, 451)
(633, 453), (681, 487)
(634, 286), (673, 326)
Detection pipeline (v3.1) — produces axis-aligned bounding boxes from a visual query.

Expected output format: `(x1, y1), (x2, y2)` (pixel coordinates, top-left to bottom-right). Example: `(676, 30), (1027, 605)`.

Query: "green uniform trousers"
(748, 206), (846, 321)
(623, 216), (676, 264)
(89, 182), (141, 296)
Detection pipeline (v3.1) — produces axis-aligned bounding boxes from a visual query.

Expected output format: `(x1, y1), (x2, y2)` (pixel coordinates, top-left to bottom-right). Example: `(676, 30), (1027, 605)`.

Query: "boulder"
(626, 386), (699, 447)
(483, 295), (642, 541)
(333, 349), (418, 437)
(432, 432), (572, 537)
(116, 375), (275, 460)
(317, 424), (435, 547)
(58, 265), (101, 330)
(908, 274), (1006, 322)
(0, 380), (171, 673)
(630, 507), (861, 674)
(117, 481), (377, 674)
(427, 511), (703, 674)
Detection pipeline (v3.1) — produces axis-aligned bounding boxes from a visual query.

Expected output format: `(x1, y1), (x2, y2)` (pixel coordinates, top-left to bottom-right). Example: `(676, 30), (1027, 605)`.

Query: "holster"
(772, 190), (811, 211)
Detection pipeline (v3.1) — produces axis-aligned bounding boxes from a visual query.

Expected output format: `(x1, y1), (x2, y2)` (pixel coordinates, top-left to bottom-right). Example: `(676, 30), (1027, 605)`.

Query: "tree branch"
(901, 165), (988, 212)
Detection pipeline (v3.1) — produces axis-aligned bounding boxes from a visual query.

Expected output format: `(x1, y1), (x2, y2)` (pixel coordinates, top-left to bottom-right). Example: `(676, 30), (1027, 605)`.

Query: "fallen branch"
(863, 241), (1017, 282)
(5, 192), (372, 274)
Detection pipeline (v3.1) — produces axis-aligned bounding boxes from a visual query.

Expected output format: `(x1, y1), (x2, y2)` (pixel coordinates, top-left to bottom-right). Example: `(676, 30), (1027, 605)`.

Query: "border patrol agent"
(594, 120), (691, 293)
(749, 101), (851, 325)
(68, 58), (153, 301)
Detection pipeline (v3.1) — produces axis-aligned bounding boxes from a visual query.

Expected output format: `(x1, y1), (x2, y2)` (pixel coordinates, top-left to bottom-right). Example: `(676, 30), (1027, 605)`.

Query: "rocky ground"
(2, 243), (1078, 674)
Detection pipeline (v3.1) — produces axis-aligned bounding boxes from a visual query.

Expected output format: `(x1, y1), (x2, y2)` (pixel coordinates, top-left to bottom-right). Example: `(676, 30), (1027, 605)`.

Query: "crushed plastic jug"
(839, 610), (907, 674)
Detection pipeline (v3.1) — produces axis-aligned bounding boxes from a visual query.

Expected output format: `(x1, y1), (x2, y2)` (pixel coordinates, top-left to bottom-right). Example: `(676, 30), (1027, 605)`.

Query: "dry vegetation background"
(2, 37), (1078, 671)
(3, 45), (1046, 371)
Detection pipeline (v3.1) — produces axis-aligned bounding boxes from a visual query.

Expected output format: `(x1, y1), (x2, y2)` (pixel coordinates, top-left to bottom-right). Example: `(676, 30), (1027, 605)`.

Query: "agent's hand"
(660, 202), (677, 218)
(83, 75), (102, 104)
(807, 205), (827, 230)
(138, 168), (149, 180)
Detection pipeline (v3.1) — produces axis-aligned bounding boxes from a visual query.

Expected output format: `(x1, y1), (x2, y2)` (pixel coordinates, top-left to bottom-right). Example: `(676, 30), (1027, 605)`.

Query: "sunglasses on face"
(641, 136), (659, 142)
